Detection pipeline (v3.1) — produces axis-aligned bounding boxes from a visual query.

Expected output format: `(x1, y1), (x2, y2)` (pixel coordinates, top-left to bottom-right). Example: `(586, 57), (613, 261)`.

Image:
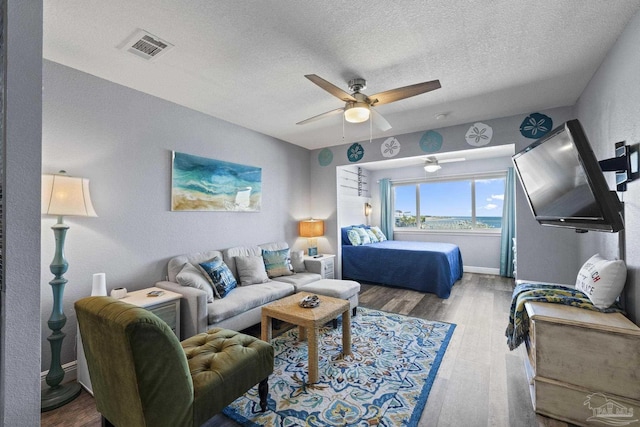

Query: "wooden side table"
(77, 287), (182, 395)
(261, 292), (351, 383)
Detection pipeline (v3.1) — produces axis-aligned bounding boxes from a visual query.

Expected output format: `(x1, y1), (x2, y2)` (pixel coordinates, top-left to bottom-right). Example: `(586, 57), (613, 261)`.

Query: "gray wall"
(310, 107), (580, 284)
(575, 9), (640, 324)
(511, 111), (581, 285)
(0, 1), (42, 425)
(40, 60), (312, 371)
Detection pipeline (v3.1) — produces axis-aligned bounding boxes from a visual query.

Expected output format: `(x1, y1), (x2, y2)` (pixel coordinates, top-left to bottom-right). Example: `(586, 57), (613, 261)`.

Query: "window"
(394, 173), (506, 231)
(394, 185), (417, 227)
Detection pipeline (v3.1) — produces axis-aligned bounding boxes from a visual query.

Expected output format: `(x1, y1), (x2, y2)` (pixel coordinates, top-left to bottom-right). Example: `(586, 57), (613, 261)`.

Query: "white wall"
(575, 9), (640, 324)
(0, 1), (43, 425)
(40, 60), (312, 371)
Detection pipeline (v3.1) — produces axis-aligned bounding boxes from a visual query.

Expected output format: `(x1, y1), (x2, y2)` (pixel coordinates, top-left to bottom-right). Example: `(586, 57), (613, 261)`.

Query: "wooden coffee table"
(261, 291), (351, 383)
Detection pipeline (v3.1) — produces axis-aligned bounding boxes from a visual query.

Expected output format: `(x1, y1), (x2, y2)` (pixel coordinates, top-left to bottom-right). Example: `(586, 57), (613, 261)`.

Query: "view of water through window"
(394, 176), (505, 230)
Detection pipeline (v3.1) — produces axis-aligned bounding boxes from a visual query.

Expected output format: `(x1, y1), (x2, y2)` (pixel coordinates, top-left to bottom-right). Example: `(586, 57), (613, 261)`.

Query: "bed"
(341, 227), (463, 298)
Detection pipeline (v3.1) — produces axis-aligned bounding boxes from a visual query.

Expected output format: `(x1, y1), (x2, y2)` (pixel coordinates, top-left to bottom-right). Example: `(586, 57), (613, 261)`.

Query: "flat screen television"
(512, 119), (624, 232)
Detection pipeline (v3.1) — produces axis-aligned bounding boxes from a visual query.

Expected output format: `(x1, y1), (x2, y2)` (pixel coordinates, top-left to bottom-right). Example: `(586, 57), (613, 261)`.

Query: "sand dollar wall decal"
(465, 122), (493, 147)
(347, 143), (364, 163)
(318, 148), (333, 166)
(419, 130), (443, 153)
(520, 113), (553, 139)
(381, 137), (401, 158)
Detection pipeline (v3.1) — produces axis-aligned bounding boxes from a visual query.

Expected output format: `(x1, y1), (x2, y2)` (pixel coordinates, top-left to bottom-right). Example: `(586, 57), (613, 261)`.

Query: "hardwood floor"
(41, 273), (572, 426)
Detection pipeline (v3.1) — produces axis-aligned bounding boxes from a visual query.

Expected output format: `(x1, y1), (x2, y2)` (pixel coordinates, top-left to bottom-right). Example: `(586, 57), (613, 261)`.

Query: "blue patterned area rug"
(223, 307), (456, 426)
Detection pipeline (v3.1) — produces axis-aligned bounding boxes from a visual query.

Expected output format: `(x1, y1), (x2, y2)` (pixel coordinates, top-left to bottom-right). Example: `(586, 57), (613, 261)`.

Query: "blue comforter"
(342, 240), (463, 298)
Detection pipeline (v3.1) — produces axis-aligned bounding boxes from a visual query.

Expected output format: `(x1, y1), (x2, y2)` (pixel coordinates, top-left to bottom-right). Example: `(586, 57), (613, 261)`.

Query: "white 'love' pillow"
(575, 254), (626, 309)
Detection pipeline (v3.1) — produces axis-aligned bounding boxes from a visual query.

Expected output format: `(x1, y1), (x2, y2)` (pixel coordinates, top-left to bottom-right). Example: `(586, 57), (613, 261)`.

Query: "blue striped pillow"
(262, 248), (294, 278)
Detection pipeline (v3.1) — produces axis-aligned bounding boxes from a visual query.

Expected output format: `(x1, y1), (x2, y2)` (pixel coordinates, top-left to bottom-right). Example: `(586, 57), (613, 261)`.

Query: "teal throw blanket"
(505, 283), (623, 351)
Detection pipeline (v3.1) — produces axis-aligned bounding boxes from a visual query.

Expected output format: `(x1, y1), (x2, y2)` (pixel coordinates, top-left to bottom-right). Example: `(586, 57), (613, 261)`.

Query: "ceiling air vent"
(119, 29), (174, 61)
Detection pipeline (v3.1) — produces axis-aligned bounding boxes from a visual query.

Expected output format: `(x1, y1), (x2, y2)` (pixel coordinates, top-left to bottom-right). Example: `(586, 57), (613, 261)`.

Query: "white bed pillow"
(575, 254), (626, 309)
(176, 262), (215, 303)
(347, 229), (362, 246)
(353, 227), (371, 244)
(370, 226), (387, 242)
(365, 228), (378, 243)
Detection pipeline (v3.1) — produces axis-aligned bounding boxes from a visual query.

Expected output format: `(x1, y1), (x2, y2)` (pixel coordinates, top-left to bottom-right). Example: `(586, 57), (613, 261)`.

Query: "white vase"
(91, 273), (107, 296)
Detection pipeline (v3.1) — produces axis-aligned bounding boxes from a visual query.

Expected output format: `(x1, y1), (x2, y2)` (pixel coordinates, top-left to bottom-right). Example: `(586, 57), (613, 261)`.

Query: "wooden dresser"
(524, 301), (640, 426)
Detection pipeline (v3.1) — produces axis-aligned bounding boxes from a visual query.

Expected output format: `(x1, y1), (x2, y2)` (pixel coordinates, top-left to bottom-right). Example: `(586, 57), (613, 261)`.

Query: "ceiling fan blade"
(439, 157), (466, 164)
(296, 108), (344, 125)
(369, 79), (441, 106)
(305, 74), (357, 102)
(371, 109), (392, 131)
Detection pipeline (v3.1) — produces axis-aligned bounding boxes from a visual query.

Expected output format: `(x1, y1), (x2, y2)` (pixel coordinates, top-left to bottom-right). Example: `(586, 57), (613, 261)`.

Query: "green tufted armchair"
(75, 296), (274, 427)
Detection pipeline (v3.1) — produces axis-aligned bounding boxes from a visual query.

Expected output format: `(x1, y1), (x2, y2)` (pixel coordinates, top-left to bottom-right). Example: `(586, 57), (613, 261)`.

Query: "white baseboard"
(41, 361), (77, 390)
(463, 266), (500, 275)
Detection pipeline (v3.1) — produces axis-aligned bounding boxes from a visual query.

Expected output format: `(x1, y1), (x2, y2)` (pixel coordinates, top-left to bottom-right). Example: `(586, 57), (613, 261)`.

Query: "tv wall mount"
(598, 142), (639, 192)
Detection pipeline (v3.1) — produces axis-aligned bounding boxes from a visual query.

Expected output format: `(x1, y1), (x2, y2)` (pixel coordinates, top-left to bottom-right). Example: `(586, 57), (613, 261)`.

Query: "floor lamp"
(41, 171), (97, 411)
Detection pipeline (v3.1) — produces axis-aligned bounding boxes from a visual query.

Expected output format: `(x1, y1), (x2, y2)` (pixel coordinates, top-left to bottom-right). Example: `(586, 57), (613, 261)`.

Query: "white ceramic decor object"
(111, 287), (127, 299)
(91, 273), (107, 296)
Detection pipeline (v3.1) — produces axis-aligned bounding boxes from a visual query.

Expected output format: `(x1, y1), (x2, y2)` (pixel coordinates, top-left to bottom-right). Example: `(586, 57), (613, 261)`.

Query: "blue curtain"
(380, 178), (394, 240)
(500, 168), (516, 277)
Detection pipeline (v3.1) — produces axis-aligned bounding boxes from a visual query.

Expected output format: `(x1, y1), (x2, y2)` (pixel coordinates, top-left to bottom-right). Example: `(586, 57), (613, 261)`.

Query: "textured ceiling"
(43, 0), (640, 150)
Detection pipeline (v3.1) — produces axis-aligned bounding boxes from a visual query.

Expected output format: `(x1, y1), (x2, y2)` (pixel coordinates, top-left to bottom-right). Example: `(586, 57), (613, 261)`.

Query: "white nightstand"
(121, 287), (182, 338)
(77, 287), (182, 394)
(304, 254), (335, 279)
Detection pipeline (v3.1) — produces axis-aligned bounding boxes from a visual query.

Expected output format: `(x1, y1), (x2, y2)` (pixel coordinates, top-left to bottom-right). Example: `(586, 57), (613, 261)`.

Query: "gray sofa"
(156, 241), (327, 339)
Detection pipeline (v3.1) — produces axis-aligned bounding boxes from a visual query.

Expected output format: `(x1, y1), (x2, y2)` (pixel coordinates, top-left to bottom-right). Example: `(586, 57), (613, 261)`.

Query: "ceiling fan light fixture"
(424, 158), (441, 173)
(344, 102), (370, 123)
(299, 74), (441, 130)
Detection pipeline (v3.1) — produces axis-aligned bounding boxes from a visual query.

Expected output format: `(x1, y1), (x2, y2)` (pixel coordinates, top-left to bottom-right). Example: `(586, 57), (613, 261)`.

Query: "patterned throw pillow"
(365, 228), (379, 243)
(575, 254), (626, 309)
(353, 227), (371, 244)
(198, 257), (237, 298)
(370, 226), (387, 242)
(262, 248), (294, 278)
(176, 262), (215, 303)
(347, 229), (362, 246)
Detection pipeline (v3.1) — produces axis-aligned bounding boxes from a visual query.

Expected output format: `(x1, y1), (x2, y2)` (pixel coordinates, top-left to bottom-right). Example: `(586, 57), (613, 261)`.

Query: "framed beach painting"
(171, 151), (262, 212)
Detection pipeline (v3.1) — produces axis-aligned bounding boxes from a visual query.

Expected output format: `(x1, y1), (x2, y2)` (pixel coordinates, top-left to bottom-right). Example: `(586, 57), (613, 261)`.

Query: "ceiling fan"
(296, 74), (441, 131)
(423, 155), (465, 173)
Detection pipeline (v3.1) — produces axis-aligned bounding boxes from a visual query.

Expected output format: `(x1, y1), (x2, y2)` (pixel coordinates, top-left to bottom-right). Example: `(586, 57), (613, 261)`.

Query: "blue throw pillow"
(262, 248), (294, 278)
(199, 257), (237, 298)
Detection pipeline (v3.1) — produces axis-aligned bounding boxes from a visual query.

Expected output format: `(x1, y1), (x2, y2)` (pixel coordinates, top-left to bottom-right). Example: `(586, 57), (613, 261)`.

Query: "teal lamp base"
(41, 219), (82, 412)
(41, 382), (82, 412)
